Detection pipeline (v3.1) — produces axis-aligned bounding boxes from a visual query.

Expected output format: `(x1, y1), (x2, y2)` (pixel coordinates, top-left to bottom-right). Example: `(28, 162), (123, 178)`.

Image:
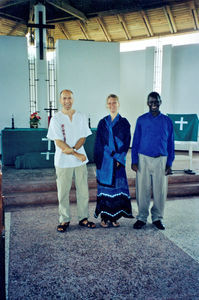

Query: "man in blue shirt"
(131, 92), (174, 230)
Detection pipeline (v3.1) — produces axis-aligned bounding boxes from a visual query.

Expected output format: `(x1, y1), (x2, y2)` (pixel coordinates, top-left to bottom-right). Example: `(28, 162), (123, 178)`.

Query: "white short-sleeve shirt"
(47, 111), (92, 168)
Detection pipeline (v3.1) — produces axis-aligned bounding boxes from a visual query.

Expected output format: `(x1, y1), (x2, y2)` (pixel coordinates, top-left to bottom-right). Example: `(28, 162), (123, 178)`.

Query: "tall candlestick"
(88, 114), (91, 128)
(11, 114), (15, 129)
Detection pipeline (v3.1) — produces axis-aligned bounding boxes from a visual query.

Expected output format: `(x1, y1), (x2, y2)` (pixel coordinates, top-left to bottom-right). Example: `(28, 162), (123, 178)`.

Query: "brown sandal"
(79, 218), (96, 229)
(111, 221), (120, 227)
(100, 219), (109, 228)
(57, 222), (70, 232)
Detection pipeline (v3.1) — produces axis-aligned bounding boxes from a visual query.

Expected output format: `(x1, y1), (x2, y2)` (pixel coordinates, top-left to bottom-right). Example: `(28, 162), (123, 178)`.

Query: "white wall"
(56, 40), (120, 128)
(161, 45), (173, 114)
(0, 36), (29, 130)
(120, 47), (154, 133)
(162, 44), (199, 115)
(120, 43), (199, 147)
(170, 44), (199, 114)
(0, 36), (29, 154)
(162, 43), (199, 151)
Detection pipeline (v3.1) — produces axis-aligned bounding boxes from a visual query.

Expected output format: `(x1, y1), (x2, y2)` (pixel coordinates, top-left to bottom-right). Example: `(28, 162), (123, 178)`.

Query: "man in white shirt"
(47, 89), (96, 232)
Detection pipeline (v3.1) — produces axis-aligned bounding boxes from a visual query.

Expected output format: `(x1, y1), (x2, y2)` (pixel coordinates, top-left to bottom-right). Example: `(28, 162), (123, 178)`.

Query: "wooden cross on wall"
(28, 11), (55, 60)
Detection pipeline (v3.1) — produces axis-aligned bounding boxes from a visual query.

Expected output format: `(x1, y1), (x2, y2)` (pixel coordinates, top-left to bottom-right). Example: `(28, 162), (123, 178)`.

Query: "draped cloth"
(94, 114), (133, 221)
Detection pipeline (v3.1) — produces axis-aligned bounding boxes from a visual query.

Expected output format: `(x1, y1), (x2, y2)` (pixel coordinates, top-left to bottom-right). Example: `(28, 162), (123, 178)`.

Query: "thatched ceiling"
(0, 0), (199, 45)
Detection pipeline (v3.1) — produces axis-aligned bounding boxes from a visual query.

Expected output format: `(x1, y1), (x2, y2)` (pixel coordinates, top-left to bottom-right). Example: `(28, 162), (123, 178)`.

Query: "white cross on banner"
(175, 117), (188, 131)
(167, 114), (198, 141)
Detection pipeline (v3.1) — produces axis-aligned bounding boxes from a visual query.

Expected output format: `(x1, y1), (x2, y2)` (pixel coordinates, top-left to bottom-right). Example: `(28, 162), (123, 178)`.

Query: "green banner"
(167, 114), (198, 141)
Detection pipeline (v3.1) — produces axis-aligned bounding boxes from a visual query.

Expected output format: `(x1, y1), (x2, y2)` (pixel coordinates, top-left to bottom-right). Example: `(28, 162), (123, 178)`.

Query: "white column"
(144, 46), (155, 111)
(161, 44), (173, 114)
(34, 3), (48, 128)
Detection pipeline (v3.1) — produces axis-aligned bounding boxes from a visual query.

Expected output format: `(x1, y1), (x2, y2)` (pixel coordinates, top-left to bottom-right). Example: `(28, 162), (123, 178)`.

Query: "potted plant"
(30, 112), (41, 128)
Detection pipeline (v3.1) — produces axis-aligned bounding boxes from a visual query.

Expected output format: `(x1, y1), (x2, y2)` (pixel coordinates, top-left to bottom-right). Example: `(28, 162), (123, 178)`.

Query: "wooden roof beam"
(77, 20), (90, 40)
(0, 0), (29, 9)
(57, 23), (70, 39)
(0, 12), (26, 23)
(8, 21), (23, 35)
(46, 29), (56, 49)
(140, 10), (153, 37)
(117, 14), (131, 40)
(163, 5), (177, 34)
(27, 1), (35, 45)
(189, 1), (199, 30)
(46, 0), (87, 22)
(96, 17), (111, 42)
(28, 0), (35, 23)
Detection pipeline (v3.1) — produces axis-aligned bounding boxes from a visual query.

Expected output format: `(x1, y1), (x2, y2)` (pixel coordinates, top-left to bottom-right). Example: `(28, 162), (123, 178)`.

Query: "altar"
(1, 128), (97, 168)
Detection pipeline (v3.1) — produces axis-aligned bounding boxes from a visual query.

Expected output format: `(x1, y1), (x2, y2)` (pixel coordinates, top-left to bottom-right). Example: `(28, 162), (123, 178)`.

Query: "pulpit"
(1, 128), (97, 168)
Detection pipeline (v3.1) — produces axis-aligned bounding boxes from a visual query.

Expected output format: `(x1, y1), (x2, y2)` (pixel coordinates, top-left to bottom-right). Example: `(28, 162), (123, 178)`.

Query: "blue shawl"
(94, 114), (131, 187)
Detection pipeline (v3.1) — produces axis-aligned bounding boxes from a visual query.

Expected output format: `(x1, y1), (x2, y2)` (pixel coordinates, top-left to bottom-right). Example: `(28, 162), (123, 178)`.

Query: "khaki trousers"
(56, 165), (89, 223)
(136, 154), (168, 223)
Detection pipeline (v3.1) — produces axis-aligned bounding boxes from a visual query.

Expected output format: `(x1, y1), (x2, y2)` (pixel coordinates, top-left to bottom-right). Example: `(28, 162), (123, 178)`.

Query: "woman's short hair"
(106, 94), (119, 103)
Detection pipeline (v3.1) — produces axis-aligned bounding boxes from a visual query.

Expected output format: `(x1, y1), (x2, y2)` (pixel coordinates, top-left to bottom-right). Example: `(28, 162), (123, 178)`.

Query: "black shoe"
(153, 220), (165, 230)
(133, 220), (146, 229)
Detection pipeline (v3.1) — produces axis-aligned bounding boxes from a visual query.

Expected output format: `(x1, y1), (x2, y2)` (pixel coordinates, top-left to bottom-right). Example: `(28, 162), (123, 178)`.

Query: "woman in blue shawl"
(94, 94), (133, 227)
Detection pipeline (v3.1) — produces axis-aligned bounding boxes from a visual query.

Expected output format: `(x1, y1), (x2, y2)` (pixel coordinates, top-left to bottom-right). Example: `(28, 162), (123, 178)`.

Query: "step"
(3, 187), (99, 207)
(4, 182), (199, 207)
(167, 183), (199, 197)
(3, 173), (199, 207)
(4, 191), (58, 207)
(2, 179), (98, 194)
(168, 174), (199, 184)
(3, 174), (199, 194)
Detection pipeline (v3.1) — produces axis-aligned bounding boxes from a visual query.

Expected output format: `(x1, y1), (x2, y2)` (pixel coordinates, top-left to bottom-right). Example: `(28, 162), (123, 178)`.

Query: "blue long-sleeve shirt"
(131, 112), (175, 167)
